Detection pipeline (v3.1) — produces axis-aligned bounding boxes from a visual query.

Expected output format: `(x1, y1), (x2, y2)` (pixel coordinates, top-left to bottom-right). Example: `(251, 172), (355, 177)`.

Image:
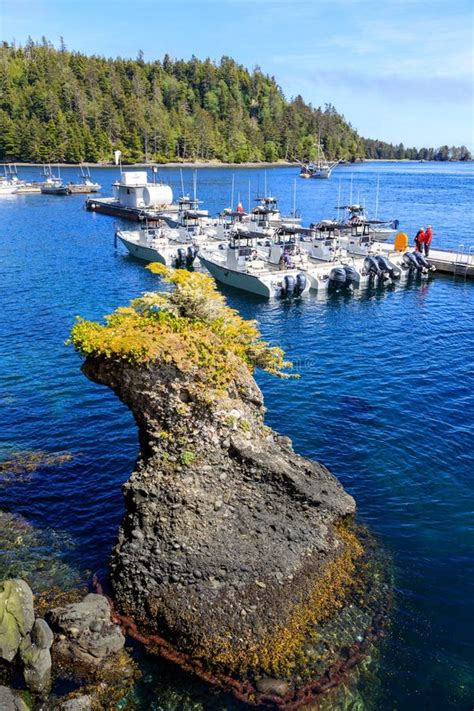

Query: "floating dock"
(375, 242), (473, 279)
(85, 197), (177, 222)
(425, 247), (474, 278)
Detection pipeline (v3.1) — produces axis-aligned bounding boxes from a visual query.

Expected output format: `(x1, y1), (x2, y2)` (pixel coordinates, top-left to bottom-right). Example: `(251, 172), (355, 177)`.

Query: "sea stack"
(71, 266), (387, 706)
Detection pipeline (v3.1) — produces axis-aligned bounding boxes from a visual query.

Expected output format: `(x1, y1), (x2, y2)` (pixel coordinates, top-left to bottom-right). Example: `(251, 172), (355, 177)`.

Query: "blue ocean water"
(0, 162), (473, 710)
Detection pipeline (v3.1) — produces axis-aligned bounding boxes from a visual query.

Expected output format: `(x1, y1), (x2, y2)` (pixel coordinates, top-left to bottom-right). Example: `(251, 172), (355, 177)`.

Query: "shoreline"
(7, 159), (472, 169)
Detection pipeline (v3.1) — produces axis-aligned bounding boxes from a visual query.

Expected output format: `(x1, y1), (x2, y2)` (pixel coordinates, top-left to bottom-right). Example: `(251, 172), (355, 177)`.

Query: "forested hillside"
(0, 39), (471, 164)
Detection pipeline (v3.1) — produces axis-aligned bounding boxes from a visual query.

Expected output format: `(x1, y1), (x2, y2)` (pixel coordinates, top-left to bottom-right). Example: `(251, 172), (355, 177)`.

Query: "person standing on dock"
(414, 227), (425, 252)
(424, 225), (433, 257)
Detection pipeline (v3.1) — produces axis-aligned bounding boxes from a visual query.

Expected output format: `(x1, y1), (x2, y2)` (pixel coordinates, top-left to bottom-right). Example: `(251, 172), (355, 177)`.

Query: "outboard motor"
(329, 266), (348, 289)
(176, 247), (187, 267)
(294, 273), (307, 296)
(281, 274), (296, 298)
(186, 245), (198, 267)
(375, 255), (401, 281)
(412, 251), (430, 270)
(343, 265), (359, 289)
(363, 256), (383, 280)
(403, 251), (422, 272)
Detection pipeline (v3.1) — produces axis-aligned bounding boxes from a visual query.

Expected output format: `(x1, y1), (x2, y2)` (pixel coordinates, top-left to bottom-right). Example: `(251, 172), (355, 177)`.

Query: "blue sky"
(2, 0), (473, 148)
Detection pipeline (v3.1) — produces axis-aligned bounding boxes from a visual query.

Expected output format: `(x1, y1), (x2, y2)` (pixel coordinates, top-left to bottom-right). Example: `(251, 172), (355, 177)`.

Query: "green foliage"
(0, 39), (363, 163)
(69, 266), (295, 387)
(180, 450), (195, 467)
(362, 138), (472, 161)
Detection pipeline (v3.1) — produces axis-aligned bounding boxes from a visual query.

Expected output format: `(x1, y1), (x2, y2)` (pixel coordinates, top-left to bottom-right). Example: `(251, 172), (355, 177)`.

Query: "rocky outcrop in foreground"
(71, 267), (389, 706)
(0, 579), (135, 709)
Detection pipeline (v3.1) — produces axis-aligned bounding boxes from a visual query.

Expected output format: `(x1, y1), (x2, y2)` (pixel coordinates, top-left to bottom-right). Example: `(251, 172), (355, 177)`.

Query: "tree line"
(0, 39), (471, 164)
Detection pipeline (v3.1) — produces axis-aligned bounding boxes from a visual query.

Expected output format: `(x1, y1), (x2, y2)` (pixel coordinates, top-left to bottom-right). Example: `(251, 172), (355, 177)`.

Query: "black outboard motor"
(363, 256), (383, 280)
(294, 273), (307, 296)
(375, 254), (401, 280)
(186, 245), (198, 267)
(281, 274), (296, 298)
(329, 266), (347, 289)
(403, 251), (422, 271)
(343, 265), (359, 288)
(412, 251), (430, 270)
(176, 247), (187, 267)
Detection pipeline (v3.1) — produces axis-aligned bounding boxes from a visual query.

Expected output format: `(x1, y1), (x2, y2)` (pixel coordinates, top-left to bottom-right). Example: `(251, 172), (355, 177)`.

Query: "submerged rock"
(71, 267), (387, 701)
(0, 579), (35, 662)
(0, 512), (82, 596)
(55, 696), (93, 711)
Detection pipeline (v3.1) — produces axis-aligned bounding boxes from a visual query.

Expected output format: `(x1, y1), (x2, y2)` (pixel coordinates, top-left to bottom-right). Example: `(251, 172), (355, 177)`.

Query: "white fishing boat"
(336, 204), (399, 241)
(0, 179), (18, 195)
(249, 195), (302, 236)
(0, 165), (21, 194)
(116, 222), (202, 268)
(208, 206), (249, 241)
(199, 232), (310, 299)
(254, 225), (366, 292)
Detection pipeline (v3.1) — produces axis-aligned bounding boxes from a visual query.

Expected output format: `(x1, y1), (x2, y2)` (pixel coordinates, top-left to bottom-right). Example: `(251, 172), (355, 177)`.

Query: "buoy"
(394, 232), (409, 252)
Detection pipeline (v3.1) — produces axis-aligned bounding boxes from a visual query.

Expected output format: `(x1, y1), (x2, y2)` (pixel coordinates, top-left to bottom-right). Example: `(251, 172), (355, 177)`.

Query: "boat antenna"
(57, 164), (61, 179)
(180, 168), (185, 197)
(230, 174), (235, 210)
(375, 175), (380, 220)
(193, 170), (197, 201)
(292, 178), (297, 216)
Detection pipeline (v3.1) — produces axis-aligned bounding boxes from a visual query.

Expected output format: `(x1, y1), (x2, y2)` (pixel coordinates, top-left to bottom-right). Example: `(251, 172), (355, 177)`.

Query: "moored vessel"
(199, 231), (309, 299)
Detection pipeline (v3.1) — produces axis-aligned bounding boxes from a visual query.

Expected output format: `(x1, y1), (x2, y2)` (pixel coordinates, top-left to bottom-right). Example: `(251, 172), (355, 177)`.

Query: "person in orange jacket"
(414, 227), (425, 252)
(424, 225), (433, 257)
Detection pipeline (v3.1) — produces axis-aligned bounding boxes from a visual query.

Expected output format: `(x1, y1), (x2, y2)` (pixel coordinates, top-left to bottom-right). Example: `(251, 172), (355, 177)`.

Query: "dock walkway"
(375, 242), (474, 279)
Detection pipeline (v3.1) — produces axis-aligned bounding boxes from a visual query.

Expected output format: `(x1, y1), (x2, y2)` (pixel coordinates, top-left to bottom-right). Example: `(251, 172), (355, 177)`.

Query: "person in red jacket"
(424, 225), (433, 257)
(414, 227), (425, 252)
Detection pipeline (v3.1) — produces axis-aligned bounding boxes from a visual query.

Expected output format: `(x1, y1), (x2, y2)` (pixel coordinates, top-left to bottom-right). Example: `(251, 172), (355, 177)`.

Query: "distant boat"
(40, 165), (70, 195)
(67, 165), (101, 193)
(0, 164), (21, 194)
(299, 140), (340, 179)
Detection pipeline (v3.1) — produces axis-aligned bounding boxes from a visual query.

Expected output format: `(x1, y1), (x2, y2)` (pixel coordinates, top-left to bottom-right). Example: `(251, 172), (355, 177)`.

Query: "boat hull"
(199, 255), (272, 298)
(117, 235), (169, 265)
(40, 186), (70, 195)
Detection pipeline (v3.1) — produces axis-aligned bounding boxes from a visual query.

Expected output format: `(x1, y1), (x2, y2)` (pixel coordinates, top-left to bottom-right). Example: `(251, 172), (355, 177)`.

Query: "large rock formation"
(71, 267), (386, 701)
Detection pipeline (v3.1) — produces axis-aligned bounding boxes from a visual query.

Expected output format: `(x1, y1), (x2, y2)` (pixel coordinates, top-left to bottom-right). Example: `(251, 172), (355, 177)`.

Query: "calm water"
(0, 163), (473, 710)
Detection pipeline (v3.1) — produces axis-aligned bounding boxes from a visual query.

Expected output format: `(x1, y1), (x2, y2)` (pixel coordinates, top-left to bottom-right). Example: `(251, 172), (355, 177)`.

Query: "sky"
(1, 0), (473, 149)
